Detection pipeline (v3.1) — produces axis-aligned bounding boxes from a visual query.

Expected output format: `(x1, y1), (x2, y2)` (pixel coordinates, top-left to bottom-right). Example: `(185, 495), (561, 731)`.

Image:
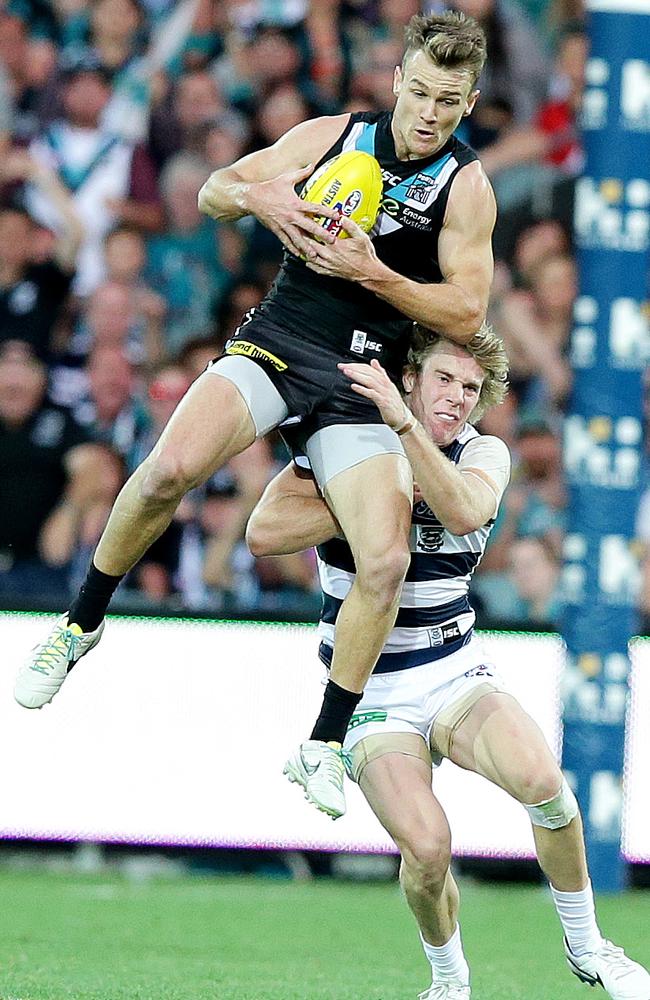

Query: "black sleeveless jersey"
(256, 111), (478, 353)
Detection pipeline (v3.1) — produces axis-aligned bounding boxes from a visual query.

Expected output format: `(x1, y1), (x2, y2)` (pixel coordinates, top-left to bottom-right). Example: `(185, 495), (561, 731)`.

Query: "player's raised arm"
(246, 463), (340, 557)
(197, 114), (350, 259)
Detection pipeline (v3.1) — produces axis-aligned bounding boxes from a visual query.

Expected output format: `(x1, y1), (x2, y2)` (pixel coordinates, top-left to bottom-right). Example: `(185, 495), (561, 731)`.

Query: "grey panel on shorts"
(207, 354), (289, 437)
(305, 423), (406, 489)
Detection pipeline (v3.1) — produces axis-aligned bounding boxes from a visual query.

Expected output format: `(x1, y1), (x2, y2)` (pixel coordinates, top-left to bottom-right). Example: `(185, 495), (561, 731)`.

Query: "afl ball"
(300, 150), (383, 239)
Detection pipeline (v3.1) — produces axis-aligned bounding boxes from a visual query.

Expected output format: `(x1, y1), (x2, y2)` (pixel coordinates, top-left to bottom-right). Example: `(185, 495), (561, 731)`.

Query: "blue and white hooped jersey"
(258, 111), (479, 362)
(317, 424), (511, 674)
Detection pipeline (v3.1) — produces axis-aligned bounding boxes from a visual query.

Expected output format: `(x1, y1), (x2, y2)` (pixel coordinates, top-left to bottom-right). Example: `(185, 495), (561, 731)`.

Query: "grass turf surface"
(1, 868), (649, 1000)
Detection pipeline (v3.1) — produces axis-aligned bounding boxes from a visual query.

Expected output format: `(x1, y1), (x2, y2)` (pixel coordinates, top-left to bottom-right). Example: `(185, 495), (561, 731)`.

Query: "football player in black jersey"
(16, 13), (496, 825)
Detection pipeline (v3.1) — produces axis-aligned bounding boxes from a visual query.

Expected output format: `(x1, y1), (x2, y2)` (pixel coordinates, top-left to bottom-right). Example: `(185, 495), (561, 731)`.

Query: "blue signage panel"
(563, 0), (650, 891)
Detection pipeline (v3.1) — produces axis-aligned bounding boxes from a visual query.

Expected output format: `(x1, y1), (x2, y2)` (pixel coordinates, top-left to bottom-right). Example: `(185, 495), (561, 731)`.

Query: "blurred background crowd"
(0, 0), (646, 629)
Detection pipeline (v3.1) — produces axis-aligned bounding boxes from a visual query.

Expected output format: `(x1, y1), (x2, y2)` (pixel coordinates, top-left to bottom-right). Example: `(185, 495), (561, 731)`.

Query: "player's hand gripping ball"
(300, 150), (383, 241)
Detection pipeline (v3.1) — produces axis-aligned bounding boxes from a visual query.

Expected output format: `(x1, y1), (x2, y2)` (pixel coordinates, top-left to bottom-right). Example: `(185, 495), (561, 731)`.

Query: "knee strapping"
(524, 777), (578, 830)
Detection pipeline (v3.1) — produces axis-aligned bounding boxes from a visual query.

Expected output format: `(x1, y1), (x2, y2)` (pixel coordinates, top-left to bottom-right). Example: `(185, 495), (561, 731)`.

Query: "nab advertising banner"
(563, 0), (650, 890)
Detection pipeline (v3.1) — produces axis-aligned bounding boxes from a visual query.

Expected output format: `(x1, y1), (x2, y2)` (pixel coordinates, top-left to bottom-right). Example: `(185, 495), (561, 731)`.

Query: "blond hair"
(404, 12), (487, 87)
(406, 322), (509, 422)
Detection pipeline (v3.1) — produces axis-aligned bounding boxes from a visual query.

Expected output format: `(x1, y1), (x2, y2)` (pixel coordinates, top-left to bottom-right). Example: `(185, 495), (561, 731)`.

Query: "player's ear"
(393, 65), (402, 96)
(402, 366), (415, 393)
(463, 89), (480, 116)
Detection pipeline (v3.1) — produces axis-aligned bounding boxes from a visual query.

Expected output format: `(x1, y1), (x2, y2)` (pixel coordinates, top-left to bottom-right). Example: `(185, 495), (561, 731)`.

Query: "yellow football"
(300, 150), (383, 239)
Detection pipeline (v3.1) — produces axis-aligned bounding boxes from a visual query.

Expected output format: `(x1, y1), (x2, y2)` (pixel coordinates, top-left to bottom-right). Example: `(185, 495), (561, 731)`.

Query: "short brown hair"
(404, 12), (487, 87)
(406, 322), (509, 422)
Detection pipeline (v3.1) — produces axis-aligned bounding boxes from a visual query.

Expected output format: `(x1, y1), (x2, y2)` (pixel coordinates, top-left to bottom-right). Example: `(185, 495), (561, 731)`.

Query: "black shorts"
(221, 311), (407, 435)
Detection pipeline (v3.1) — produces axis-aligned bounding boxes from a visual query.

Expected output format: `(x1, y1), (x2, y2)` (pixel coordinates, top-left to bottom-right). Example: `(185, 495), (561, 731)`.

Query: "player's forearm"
(198, 167), (259, 222)
(400, 420), (488, 535)
(361, 262), (484, 343)
(247, 493), (339, 556)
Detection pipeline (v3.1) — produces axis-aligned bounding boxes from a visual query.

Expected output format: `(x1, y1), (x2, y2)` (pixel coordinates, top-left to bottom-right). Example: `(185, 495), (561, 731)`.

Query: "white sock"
(420, 924), (470, 985)
(549, 880), (603, 957)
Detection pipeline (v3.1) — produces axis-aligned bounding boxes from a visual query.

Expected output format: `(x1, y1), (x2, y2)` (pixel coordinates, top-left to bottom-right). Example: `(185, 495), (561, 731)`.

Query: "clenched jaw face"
(402, 341), (484, 447)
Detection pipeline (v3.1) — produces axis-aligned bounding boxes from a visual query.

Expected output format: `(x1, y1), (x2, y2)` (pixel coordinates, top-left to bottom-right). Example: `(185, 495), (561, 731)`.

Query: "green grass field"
(1, 867), (649, 1000)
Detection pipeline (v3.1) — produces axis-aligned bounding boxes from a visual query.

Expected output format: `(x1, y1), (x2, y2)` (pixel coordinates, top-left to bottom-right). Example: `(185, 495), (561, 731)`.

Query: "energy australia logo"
(570, 296), (649, 370)
(563, 414), (642, 488)
(620, 59), (650, 132)
(574, 177), (650, 252)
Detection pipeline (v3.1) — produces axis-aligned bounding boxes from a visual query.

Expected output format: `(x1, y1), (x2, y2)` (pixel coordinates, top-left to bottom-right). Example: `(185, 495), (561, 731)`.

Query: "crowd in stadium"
(0, 0), (645, 628)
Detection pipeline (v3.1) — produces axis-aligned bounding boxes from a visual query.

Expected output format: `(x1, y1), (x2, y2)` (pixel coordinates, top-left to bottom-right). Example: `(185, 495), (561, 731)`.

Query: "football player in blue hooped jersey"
(16, 17), (492, 818)
(247, 325), (650, 1000)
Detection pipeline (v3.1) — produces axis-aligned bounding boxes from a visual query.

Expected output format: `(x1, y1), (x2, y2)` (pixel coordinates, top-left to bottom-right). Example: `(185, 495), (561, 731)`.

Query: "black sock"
(310, 680), (362, 745)
(68, 562), (123, 632)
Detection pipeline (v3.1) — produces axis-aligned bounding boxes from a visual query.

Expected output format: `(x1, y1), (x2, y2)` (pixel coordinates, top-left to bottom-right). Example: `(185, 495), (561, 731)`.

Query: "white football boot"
(418, 981), (471, 999)
(283, 739), (346, 819)
(565, 938), (650, 999)
(14, 613), (105, 709)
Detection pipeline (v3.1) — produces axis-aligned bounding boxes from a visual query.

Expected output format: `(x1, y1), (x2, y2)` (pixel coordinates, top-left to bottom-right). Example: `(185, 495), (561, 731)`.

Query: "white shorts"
(342, 637), (508, 782)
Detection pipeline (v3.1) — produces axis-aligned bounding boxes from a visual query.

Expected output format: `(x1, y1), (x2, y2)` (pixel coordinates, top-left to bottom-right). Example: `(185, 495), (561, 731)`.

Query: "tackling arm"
(399, 423), (502, 535)
(246, 463), (340, 557)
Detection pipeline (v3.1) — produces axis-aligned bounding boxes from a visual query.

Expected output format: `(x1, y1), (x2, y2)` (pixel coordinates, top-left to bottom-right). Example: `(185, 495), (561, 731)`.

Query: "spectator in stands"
(104, 225), (168, 356)
(81, 279), (164, 365)
(0, 12), (47, 144)
(0, 151), (82, 360)
(146, 152), (230, 354)
(477, 22), (587, 209)
(149, 69), (226, 169)
(215, 278), (267, 342)
(73, 344), (149, 468)
(25, 53), (162, 296)
(492, 251), (575, 408)
(203, 112), (250, 173)
(256, 83), (309, 145)
(511, 218), (570, 285)
(351, 38), (405, 111)
(0, 340), (116, 599)
(507, 535), (563, 624)
(449, 0), (551, 127)
(473, 534), (563, 625)
(177, 336), (223, 381)
(478, 413), (565, 588)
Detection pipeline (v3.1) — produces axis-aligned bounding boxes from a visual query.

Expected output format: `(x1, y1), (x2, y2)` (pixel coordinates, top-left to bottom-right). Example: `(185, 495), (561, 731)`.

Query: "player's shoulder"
(448, 158), (494, 200)
(459, 426), (510, 458)
(445, 157), (496, 228)
(290, 112), (352, 140)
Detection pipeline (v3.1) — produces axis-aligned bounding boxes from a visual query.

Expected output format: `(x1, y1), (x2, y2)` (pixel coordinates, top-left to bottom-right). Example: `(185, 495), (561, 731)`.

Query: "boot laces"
(31, 626), (79, 675)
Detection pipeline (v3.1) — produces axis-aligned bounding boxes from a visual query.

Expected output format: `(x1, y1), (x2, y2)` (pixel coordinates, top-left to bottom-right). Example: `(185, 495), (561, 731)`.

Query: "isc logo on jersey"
(300, 150), (383, 239)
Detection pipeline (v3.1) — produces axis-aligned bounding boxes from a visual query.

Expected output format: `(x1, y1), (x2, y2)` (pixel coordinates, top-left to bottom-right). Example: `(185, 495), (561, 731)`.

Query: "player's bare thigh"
(143, 353), (289, 494)
(325, 452), (413, 557)
(142, 370), (258, 491)
(359, 746), (452, 861)
(304, 422), (412, 557)
(446, 691), (563, 804)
